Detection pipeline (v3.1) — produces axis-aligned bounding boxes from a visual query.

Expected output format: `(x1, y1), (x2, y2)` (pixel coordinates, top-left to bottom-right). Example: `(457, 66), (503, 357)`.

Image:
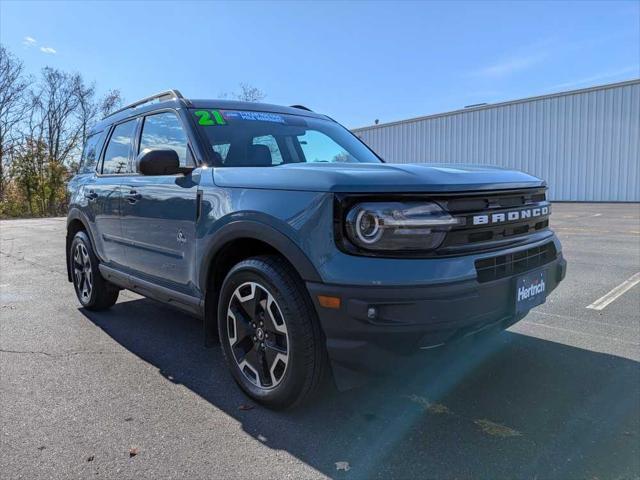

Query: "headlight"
(344, 201), (461, 251)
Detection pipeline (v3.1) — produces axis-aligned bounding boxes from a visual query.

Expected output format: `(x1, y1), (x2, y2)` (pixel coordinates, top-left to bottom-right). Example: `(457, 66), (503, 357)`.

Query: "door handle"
(84, 190), (98, 201)
(126, 190), (142, 203)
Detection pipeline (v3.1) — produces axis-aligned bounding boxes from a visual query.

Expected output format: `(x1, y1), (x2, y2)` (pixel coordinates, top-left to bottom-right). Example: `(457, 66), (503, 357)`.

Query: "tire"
(218, 255), (328, 409)
(70, 231), (119, 311)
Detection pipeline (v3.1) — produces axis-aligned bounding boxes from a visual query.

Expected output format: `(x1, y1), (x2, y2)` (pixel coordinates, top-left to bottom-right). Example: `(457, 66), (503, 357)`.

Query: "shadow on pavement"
(81, 297), (640, 479)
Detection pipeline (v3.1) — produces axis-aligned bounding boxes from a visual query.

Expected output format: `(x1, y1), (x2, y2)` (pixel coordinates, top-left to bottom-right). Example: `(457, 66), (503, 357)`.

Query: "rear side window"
(252, 135), (283, 165)
(139, 112), (189, 167)
(212, 142), (230, 162)
(102, 120), (137, 174)
(79, 131), (106, 173)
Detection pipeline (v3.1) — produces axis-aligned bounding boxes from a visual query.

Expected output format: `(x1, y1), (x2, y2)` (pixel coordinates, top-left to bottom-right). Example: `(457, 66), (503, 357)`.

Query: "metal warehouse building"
(353, 79), (640, 202)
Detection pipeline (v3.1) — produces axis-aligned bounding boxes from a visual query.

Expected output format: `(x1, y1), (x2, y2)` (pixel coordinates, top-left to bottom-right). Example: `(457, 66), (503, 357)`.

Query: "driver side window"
(139, 112), (190, 167)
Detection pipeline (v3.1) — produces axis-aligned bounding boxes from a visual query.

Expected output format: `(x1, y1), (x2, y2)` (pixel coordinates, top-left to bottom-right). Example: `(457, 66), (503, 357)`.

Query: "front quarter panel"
(195, 170), (332, 291)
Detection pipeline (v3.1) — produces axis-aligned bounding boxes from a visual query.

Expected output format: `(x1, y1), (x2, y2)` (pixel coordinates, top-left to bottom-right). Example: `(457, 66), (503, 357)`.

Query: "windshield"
(191, 109), (381, 167)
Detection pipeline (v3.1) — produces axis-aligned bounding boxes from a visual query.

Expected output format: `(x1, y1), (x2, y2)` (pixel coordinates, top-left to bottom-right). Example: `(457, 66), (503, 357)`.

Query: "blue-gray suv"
(66, 90), (566, 408)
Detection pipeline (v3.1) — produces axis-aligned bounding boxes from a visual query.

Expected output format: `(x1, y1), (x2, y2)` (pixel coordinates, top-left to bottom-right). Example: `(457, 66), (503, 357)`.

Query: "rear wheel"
(70, 231), (119, 310)
(218, 255), (327, 409)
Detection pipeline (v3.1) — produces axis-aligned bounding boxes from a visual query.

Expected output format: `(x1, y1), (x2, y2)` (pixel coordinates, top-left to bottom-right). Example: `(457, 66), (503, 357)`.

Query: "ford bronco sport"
(67, 90), (566, 408)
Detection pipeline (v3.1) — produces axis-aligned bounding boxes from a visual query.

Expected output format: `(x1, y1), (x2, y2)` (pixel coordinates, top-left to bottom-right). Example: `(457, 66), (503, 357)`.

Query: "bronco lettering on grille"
(473, 206), (549, 226)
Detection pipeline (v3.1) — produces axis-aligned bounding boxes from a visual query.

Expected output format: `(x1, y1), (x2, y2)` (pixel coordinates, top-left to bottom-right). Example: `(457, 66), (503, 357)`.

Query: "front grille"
(475, 242), (557, 283)
(442, 189), (546, 213)
(437, 187), (551, 253)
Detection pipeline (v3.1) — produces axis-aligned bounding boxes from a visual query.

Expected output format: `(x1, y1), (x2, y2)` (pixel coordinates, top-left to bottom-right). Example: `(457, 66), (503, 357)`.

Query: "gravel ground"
(1, 203), (639, 479)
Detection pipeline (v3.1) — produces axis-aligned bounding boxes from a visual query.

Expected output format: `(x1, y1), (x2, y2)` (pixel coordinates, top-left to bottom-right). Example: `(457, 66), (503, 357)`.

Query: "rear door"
(119, 110), (198, 295)
(87, 119), (138, 267)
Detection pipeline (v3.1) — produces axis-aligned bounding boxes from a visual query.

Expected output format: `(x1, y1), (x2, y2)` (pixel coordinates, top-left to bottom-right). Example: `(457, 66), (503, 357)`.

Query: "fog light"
(367, 307), (377, 320)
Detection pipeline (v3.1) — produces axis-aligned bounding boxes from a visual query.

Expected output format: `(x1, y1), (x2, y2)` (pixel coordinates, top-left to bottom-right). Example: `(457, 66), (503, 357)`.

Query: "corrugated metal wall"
(353, 80), (640, 201)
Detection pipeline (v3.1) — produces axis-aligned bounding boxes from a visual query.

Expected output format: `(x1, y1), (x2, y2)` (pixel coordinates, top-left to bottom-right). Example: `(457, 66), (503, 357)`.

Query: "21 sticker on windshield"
(194, 110), (226, 126)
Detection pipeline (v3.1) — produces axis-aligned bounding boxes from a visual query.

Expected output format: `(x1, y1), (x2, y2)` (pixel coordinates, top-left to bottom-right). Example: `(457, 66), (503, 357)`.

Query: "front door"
(119, 111), (198, 295)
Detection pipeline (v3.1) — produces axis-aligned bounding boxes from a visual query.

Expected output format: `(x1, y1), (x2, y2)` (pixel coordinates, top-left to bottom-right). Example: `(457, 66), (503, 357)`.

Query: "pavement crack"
(0, 348), (57, 357)
(0, 348), (123, 358)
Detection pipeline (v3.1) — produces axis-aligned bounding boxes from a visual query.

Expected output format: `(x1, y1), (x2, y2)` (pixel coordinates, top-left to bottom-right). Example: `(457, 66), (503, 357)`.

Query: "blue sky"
(1, 0), (638, 128)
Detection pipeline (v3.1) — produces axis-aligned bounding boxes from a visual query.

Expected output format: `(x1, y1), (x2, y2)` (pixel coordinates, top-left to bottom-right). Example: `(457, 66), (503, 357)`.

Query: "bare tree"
(76, 79), (98, 145)
(77, 86), (124, 140)
(5, 62), (123, 216)
(219, 83), (266, 103)
(0, 46), (30, 200)
(32, 67), (86, 166)
(99, 89), (123, 118)
(235, 83), (266, 102)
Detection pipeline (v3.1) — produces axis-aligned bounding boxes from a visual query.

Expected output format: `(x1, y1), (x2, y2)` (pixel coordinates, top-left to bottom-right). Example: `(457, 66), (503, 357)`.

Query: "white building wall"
(353, 80), (640, 201)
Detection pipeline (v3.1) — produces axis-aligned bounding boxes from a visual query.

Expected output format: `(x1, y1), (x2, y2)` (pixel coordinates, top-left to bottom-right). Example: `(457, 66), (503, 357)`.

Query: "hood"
(212, 162), (545, 193)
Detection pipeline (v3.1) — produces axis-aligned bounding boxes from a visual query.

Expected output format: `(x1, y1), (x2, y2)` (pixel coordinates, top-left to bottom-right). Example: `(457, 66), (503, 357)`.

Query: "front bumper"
(307, 252), (566, 390)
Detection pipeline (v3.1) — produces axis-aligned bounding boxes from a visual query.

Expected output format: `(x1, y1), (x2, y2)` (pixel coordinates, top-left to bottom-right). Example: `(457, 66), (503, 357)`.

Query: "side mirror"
(137, 149), (180, 176)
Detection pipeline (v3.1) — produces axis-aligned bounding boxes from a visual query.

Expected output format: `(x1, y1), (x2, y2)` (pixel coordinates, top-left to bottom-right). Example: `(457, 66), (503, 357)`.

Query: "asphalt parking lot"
(1, 203), (639, 479)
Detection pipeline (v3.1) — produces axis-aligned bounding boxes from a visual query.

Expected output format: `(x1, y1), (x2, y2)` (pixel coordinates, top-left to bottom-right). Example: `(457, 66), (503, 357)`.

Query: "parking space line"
(586, 272), (640, 311)
(520, 321), (640, 347)
(531, 310), (640, 332)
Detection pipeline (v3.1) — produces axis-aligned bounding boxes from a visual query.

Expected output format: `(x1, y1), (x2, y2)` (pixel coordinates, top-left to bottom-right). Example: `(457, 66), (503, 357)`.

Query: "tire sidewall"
(218, 260), (313, 408)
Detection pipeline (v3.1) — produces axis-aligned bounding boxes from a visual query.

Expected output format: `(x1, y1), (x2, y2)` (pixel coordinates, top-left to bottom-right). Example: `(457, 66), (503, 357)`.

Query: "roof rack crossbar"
(290, 104), (312, 112)
(104, 89), (187, 119)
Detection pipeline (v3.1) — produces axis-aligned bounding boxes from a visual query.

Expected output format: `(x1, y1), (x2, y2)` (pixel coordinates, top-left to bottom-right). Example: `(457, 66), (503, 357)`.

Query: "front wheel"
(218, 255), (327, 409)
(70, 231), (119, 310)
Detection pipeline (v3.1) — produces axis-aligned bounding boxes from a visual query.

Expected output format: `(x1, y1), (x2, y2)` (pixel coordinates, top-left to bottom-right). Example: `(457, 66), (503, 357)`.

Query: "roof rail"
(104, 89), (188, 119)
(290, 104), (313, 112)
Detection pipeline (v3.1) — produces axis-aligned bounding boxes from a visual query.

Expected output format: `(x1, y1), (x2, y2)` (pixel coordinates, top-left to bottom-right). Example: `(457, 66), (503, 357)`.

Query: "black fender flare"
(66, 208), (90, 231)
(198, 220), (323, 347)
(65, 209), (93, 282)
(198, 219), (323, 293)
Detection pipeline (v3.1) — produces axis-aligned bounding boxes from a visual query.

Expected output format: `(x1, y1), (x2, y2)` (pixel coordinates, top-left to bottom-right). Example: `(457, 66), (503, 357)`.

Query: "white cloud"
(23, 36), (37, 47)
(474, 53), (546, 78)
(472, 39), (555, 79)
(546, 66), (640, 91)
(22, 36), (57, 54)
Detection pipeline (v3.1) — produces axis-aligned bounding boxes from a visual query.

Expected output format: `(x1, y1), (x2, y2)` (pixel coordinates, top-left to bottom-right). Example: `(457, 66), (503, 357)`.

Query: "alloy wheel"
(226, 281), (289, 389)
(73, 243), (93, 302)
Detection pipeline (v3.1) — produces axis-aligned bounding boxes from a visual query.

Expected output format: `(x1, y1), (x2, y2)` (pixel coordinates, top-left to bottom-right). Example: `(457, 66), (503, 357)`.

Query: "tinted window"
(102, 120), (137, 174)
(139, 112), (189, 167)
(212, 142), (230, 162)
(252, 135), (283, 165)
(79, 131), (105, 173)
(297, 130), (353, 163)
